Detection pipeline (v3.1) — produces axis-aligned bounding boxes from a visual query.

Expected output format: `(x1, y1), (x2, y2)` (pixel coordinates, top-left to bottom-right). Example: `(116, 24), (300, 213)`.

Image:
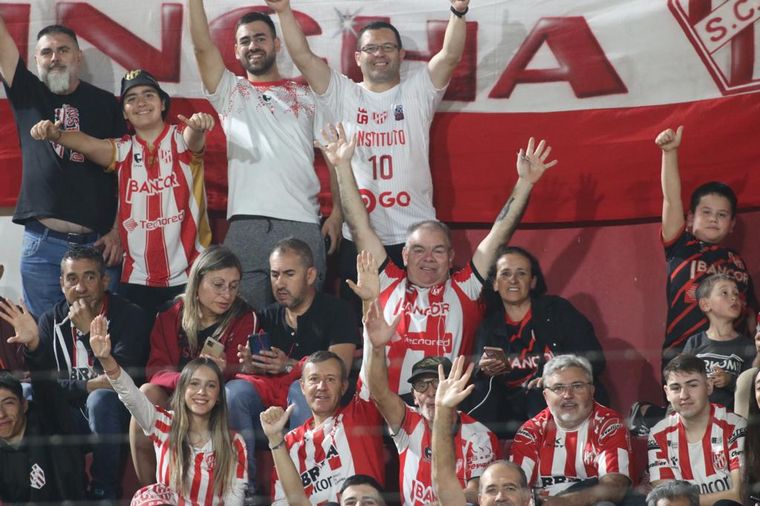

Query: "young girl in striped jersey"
(88, 314), (247, 505)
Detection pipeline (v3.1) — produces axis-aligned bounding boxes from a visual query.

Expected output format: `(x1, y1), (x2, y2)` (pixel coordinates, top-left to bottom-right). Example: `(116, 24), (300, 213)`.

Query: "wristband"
(104, 366), (120, 377)
(269, 439), (286, 451)
(450, 5), (468, 17)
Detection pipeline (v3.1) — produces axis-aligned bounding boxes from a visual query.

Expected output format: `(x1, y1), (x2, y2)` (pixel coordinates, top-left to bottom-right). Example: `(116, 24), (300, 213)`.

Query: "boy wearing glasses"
(363, 299), (499, 506)
(510, 354), (633, 504)
(648, 354), (745, 506)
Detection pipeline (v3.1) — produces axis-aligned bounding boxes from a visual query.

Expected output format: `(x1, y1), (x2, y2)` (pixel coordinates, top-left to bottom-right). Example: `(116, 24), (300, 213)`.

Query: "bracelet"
(450, 5), (468, 17)
(269, 439), (286, 451)
(104, 366), (120, 377)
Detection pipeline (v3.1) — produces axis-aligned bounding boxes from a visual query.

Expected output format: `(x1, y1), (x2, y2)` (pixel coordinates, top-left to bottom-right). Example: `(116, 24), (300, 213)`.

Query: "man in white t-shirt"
(648, 354), (745, 506)
(188, 0), (342, 309)
(266, 0), (471, 314)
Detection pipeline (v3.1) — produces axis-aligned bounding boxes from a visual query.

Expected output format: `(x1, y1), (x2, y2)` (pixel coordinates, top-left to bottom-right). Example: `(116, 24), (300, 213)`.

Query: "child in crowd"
(657, 126), (756, 370)
(683, 274), (756, 411)
(29, 69), (213, 317)
(89, 314), (248, 505)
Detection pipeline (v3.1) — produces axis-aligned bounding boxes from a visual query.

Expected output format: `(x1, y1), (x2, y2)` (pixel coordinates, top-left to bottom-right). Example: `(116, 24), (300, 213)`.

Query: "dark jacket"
(0, 369), (86, 504)
(465, 294), (608, 437)
(26, 292), (151, 407)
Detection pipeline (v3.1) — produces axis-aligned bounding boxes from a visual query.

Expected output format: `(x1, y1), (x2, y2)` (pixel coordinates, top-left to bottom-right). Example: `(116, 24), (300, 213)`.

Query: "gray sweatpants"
(224, 217), (325, 310)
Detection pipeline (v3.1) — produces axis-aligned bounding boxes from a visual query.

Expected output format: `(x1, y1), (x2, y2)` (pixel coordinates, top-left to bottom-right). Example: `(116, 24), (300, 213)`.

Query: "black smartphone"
(248, 331), (271, 355)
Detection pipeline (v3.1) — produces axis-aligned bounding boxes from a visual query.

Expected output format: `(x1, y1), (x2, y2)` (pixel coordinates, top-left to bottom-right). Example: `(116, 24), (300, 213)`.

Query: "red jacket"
(146, 299), (255, 391)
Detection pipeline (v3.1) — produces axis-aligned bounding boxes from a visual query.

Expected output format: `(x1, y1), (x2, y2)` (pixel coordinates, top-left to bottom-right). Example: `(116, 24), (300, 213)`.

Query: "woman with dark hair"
(131, 245), (256, 486)
(465, 245), (607, 438)
(743, 368), (760, 505)
(90, 315), (247, 504)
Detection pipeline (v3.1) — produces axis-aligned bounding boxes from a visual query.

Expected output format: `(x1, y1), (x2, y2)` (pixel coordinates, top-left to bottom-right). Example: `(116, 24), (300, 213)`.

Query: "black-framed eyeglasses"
(411, 377), (439, 393)
(544, 382), (592, 395)
(360, 43), (399, 54)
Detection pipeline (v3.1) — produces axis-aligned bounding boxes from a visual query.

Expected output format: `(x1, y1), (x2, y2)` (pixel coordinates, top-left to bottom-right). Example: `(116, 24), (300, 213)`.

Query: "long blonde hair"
(182, 246), (247, 351)
(168, 358), (238, 496)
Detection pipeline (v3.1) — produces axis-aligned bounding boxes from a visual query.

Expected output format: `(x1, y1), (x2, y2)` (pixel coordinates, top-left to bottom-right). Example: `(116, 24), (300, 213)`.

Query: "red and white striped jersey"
(317, 67), (445, 245)
(372, 260), (484, 396)
(393, 405), (500, 506)
(511, 403), (632, 497)
(109, 123), (211, 287)
(109, 369), (248, 505)
(647, 403), (746, 495)
(272, 395), (385, 505)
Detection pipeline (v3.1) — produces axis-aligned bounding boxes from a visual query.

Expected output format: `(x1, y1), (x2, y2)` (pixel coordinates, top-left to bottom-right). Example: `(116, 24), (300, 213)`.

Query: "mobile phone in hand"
(482, 346), (508, 364)
(201, 336), (225, 359)
(248, 331), (271, 355)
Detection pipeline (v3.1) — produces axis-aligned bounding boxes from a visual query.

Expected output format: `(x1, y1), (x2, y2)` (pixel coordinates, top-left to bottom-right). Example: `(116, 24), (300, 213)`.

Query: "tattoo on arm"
(496, 194), (516, 221)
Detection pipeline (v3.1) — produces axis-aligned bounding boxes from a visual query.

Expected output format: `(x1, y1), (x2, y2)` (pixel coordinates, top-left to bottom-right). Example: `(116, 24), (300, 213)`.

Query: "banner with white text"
(1, 0), (758, 224)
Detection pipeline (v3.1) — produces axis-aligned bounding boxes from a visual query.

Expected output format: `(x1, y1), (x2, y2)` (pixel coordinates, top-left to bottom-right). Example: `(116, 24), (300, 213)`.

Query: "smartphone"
(201, 336), (225, 359)
(483, 346), (507, 363)
(248, 331), (271, 355)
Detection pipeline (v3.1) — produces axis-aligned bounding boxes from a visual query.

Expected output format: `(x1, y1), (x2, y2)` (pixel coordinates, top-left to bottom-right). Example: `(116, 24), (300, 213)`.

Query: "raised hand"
(347, 250), (380, 302)
(178, 112), (215, 133)
(30, 119), (63, 141)
(516, 137), (558, 185)
(89, 314), (112, 360)
(435, 355), (475, 409)
(260, 404), (294, 443)
(655, 126), (683, 152)
(451, 0), (469, 13)
(363, 300), (401, 349)
(0, 298), (40, 350)
(264, 0), (291, 13)
(315, 123), (356, 168)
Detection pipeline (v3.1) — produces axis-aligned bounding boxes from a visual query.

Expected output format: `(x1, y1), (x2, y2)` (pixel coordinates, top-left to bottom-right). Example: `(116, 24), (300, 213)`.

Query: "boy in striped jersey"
(510, 354), (633, 504)
(656, 126), (756, 372)
(30, 69), (213, 317)
(648, 354), (745, 506)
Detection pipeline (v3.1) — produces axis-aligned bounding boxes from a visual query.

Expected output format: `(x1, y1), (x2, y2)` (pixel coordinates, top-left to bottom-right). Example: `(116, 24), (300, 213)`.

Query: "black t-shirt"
(3, 59), (124, 233)
(259, 292), (360, 360)
(664, 229), (754, 353)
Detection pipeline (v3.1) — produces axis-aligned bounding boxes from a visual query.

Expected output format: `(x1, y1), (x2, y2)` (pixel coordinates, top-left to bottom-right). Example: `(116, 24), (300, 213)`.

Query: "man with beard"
(227, 238), (359, 496)
(510, 354), (633, 505)
(0, 20), (124, 319)
(265, 0), (471, 318)
(188, 0), (341, 310)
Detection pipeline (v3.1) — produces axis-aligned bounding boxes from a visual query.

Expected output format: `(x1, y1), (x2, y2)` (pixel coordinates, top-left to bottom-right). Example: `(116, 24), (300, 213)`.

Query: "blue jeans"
(21, 225), (120, 319)
(288, 380), (311, 428)
(70, 389), (131, 498)
(226, 379), (265, 491)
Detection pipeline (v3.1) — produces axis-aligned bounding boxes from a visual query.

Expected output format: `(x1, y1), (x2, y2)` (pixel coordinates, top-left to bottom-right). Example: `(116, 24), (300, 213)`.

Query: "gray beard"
(42, 68), (71, 94)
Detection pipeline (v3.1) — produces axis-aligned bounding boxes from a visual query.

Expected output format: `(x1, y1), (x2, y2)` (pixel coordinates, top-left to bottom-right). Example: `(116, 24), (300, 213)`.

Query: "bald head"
(478, 461), (531, 506)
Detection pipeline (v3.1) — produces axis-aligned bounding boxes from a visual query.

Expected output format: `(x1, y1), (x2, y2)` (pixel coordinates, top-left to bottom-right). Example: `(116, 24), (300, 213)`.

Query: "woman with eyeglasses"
(131, 245), (256, 489)
(465, 245), (607, 439)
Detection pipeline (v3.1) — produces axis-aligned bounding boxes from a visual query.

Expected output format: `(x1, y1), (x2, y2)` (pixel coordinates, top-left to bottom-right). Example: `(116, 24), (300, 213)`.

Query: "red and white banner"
(1, 0), (758, 224)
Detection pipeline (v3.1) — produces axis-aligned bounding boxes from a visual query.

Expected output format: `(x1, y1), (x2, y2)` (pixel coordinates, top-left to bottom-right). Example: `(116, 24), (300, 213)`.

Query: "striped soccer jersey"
(511, 403), (632, 497)
(110, 370), (248, 505)
(109, 123), (211, 287)
(393, 406), (500, 506)
(663, 227), (752, 353)
(272, 395), (385, 505)
(317, 67), (444, 245)
(375, 260), (484, 396)
(647, 403), (746, 495)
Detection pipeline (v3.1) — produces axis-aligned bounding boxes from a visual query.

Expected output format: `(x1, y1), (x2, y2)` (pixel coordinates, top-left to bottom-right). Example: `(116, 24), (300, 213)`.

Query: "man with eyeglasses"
(510, 354), (633, 505)
(0, 245), (151, 500)
(363, 300), (499, 505)
(265, 0), (470, 318)
(648, 354), (745, 506)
